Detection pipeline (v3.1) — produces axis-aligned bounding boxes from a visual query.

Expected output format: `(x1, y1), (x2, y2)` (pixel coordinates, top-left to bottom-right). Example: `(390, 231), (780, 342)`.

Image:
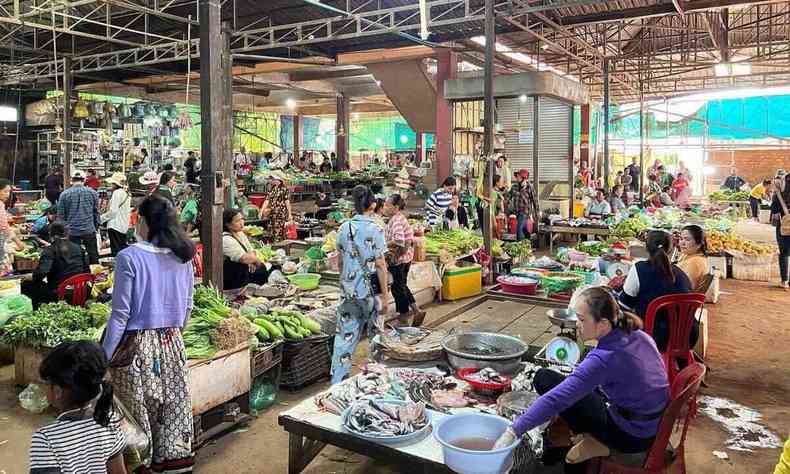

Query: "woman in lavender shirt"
(103, 195), (197, 473)
(495, 287), (669, 468)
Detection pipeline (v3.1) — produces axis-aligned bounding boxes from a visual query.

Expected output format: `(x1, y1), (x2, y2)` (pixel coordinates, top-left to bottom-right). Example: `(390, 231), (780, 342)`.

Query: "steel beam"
(335, 93), (350, 170)
(482, 0), (494, 284)
(63, 56), (72, 179)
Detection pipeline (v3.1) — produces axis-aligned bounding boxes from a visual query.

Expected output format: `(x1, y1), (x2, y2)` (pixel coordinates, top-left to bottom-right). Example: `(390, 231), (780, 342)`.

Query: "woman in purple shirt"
(103, 194), (197, 473)
(495, 287), (669, 467)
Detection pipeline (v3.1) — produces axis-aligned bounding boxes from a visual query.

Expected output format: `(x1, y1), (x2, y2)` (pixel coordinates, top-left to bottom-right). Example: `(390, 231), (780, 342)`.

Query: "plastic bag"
(267, 270), (287, 285)
(19, 383), (49, 413)
(113, 395), (152, 472)
(286, 222), (297, 240)
(249, 377), (277, 414)
(0, 294), (32, 328)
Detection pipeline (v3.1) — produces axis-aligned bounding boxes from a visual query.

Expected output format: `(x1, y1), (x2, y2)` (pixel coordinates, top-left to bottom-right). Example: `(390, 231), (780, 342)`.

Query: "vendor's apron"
(223, 233), (252, 290)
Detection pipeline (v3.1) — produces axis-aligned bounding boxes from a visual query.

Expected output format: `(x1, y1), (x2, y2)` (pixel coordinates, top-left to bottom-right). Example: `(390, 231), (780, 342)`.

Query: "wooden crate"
(188, 343), (251, 416)
(14, 345), (51, 386)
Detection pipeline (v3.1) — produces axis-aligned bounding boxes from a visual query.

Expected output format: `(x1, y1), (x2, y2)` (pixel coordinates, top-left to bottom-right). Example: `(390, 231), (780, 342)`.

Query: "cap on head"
(71, 170), (86, 180)
(517, 169), (529, 179)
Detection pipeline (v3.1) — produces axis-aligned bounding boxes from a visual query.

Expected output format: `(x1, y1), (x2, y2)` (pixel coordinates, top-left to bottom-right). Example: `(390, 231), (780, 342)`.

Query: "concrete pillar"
(335, 94), (350, 170)
(435, 49), (456, 184)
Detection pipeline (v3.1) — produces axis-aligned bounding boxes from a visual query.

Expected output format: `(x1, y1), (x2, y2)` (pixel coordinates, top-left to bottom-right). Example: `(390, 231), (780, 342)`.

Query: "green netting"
(280, 115), (434, 152)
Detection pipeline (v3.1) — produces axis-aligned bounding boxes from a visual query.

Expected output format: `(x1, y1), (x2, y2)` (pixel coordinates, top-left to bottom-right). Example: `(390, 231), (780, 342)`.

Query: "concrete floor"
(1, 279), (787, 474)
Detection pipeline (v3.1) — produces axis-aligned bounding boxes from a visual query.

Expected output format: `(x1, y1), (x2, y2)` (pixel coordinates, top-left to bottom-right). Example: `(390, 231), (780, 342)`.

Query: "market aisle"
(2, 280), (788, 473)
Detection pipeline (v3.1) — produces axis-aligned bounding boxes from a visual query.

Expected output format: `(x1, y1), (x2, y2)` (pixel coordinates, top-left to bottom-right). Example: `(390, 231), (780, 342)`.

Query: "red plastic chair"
(193, 244), (204, 278)
(643, 293), (705, 386)
(56, 273), (96, 307)
(586, 362), (706, 474)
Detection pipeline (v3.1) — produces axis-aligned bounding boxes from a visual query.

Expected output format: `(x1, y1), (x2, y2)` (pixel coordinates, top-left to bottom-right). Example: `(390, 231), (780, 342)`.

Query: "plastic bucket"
(434, 413), (519, 474)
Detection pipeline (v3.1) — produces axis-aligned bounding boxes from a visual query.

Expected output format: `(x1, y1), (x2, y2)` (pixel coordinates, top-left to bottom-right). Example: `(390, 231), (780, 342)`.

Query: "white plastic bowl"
(434, 413), (520, 474)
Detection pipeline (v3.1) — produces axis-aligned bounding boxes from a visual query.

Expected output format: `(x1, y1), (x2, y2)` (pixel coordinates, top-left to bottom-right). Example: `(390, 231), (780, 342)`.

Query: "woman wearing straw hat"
(102, 172), (131, 256)
(259, 170), (292, 242)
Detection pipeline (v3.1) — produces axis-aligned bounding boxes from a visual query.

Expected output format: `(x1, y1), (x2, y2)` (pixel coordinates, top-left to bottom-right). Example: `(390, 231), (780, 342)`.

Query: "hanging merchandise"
(159, 106), (170, 119)
(119, 103), (131, 118)
(134, 102), (146, 117)
(92, 101), (105, 116)
(73, 100), (90, 119)
(174, 108), (193, 129)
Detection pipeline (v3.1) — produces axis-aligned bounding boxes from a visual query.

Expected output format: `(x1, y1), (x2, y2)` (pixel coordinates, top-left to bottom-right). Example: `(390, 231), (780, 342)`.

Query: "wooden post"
(199, 0), (226, 287)
(568, 105), (575, 218)
(603, 58), (610, 189)
(482, 0), (495, 284)
(222, 21), (234, 207)
(335, 94), (350, 170)
(62, 57), (73, 179)
(579, 104), (590, 168)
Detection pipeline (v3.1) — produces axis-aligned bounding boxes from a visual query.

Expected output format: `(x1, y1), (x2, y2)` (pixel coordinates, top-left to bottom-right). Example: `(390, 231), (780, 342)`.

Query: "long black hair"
(49, 220), (71, 259)
(783, 174), (790, 205)
(159, 172), (173, 186)
(40, 341), (114, 427)
(223, 208), (242, 233)
(352, 185), (375, 215)
(646, 229), (675, 284)
(388, 193), (406, 211)
(579, 286), (642, 333)
(681, 224), (707, 255)
(137, 194), (196, 263)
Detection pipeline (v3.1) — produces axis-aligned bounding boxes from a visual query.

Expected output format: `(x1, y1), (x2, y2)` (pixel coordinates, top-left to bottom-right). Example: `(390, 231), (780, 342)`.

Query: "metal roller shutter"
(497, 97), (534, 174)
(537, 97), (571, 181)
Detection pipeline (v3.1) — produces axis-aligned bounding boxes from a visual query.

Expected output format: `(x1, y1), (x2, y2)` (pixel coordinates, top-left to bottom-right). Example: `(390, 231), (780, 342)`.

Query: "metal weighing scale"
(537, 309), (583, 371)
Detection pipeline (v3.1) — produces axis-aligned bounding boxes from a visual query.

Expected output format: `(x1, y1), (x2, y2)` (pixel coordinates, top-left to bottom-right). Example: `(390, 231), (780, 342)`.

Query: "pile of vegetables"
(245, 307), (322, 343)
(424, 229), (483, 256)
(14, 247), (41, 260)
(709, 189), (750, 203)
(322, 231), (338, 253)
(503, 240), (533, 260)
(245, 225), (265, 237)
(1, 302), (106, 348)
(251, 241), (277, 262)
(706, 230), (775, 257)
(611, 215), (652, 238)
(575, 241), (608, 257)
(182, 285), (234, 359)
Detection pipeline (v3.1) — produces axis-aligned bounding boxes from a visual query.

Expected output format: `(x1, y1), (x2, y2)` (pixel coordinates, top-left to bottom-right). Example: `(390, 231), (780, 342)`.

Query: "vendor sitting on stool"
(494, 287), (669, 468)
(222, 208), (270, 290)
(314, 191), (334, 220)
(22, 221), (90, 308)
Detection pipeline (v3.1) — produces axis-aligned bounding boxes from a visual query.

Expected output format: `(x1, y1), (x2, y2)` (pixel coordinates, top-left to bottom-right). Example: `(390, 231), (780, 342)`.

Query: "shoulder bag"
(778, 193), (790, 236)
(348, 222), (382, 295)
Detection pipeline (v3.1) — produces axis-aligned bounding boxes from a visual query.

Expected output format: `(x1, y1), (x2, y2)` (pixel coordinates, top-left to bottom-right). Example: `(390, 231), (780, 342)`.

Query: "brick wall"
(707, 149), (790, 189)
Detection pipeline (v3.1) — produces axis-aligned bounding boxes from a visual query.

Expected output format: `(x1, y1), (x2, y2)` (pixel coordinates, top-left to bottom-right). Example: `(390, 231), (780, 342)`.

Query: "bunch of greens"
(709, 189), (750, 203)
(576, 241), (608, 257)
(503, 240), (533, 260)
(611, 215), (652, 239)
(1, 302), (101, 348)
(424, 229), (483, 256)
(183, 285), (235, 359)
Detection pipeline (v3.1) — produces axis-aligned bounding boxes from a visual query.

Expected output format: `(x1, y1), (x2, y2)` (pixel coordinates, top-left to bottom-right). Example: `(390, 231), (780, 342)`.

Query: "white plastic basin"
(434, 413), (520, 474)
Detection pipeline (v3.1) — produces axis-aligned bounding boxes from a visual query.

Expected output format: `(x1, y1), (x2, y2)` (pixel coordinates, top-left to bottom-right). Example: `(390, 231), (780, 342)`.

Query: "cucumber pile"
(246, 308), (322, 342)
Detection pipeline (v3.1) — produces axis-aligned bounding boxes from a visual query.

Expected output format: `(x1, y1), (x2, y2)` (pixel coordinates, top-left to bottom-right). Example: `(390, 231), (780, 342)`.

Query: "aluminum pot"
(441, 332), (527, 375)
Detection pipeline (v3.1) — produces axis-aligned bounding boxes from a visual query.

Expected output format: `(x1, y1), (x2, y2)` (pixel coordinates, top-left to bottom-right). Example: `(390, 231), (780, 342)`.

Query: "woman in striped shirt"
(384, 193), (426, 326)
(30, 341), (126, 474)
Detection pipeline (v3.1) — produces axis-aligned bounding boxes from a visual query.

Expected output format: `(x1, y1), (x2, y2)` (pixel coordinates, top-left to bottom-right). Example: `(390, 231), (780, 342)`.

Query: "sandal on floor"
(565, 434), (611, 464)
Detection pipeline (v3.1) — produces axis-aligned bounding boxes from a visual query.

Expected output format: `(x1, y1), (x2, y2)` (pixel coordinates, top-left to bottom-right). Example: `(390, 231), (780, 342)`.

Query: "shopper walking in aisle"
(104, 194), (196, 473)
(102, 173), (131, 256)
(44, 167), (64, 205)
(771, 174), (790, 290)
(750, 179), (772, 220)
(259, 171), (292, 242)
(57, 170), (100, 264)
(510, 169), (539, 240)
(331, 185), (389, 384)
(722, 167), (746, 191)
(425, 176), (456, 228)
(494, 287), (668, 467)
(153, 172), (177, 206)
(383, 193), (426, 327)
(30, 341), (126, 474)
(625, 157), (641, 192)
(184, 151), (199, 185)
(85, 169), (101, 191)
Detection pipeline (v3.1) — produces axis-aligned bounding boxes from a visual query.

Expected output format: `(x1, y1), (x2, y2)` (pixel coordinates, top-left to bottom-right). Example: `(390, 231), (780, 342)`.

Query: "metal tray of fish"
(340, 399), (433, 446)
